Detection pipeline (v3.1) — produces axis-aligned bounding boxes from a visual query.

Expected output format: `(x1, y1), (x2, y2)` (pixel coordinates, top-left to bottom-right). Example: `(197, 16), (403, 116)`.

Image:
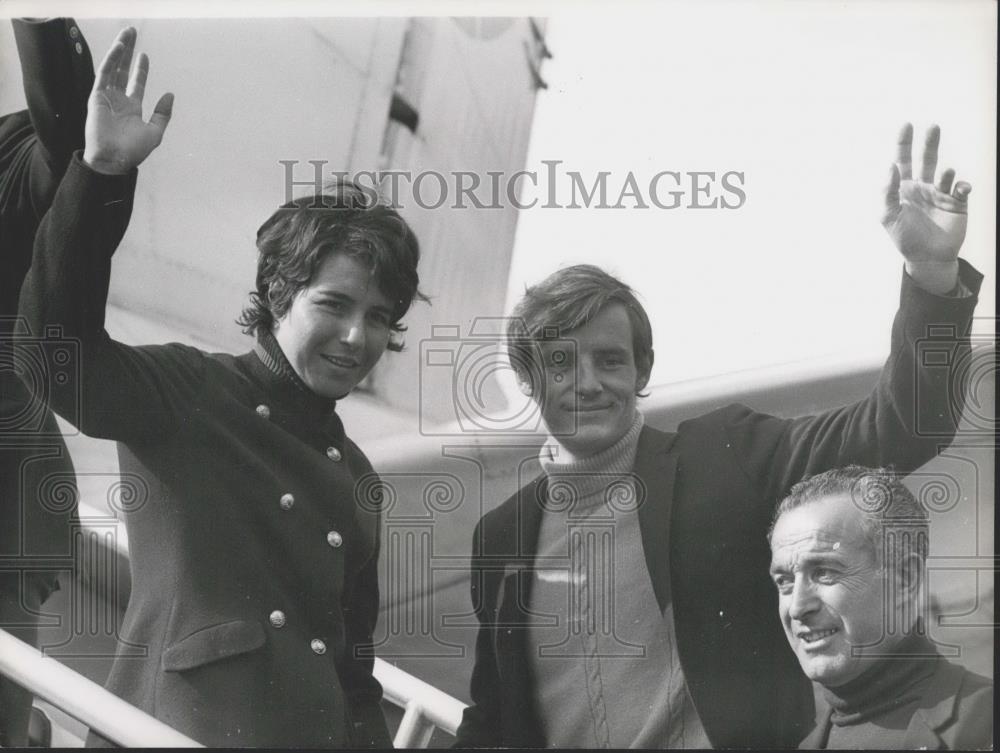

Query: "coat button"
(327, 531), (343, 548)
(69, 26), (80, 39)
(310, 639), (327, 655)
(269, 610), (286, 628)
(279, 493), (295, 510)
(326, 446), (342, 462)
(256, 404), (271, 419)
(74, 42), (83, 54)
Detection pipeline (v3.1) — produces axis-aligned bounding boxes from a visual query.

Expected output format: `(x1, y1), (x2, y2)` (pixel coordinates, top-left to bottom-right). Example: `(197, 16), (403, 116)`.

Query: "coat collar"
(242, 329), (342, 424)
(800, 658), (967, 750)
(799, 705), (833, 749)
(903, 659), (968, 750)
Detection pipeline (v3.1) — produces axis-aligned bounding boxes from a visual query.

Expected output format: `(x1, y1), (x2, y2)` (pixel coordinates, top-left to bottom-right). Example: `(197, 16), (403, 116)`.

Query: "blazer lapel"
(495, 475), (547, 746)
(903, 716), (944, 751)
(902, 660), (963, 750)
(495, 474), (546, 653)
(633, 426), (679, 614)
(799, 703), (833, 749)
(517, 474), (546, 566)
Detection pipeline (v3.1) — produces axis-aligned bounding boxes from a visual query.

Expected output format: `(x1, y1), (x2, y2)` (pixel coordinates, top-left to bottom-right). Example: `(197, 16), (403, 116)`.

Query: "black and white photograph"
(0, 0), (994, 748)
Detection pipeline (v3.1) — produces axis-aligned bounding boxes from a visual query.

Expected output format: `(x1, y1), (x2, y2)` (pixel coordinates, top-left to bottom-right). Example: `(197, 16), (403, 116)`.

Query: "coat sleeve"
(17, 153), (205, 442)
(0, 19), (92, 239)
(453, 518), (503, 748)
(723, 260), (983, 503)
(11, 19), (92, 180)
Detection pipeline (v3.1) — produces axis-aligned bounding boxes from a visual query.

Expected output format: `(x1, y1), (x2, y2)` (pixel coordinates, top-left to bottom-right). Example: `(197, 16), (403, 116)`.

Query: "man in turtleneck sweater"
(456, 123), (985, 749)
(530, 409), (711, 748)
(770, 466), (992, 749)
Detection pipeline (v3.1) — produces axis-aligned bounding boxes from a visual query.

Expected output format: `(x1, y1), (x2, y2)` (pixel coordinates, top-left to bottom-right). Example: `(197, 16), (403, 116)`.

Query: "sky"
(505, 1), (997, 386)
(2, 0), (995, 390)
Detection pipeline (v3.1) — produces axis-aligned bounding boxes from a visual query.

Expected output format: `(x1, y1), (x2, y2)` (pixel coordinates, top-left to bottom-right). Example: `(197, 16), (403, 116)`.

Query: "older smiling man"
(769, 466), (992, 749)
(455, 122), (984, 749)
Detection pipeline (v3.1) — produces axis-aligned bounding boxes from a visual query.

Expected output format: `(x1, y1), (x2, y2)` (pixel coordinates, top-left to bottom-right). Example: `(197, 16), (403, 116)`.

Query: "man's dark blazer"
(455, 262), (983, 749)
(800, 658), (993, 749)
(0, 18), (92, 747)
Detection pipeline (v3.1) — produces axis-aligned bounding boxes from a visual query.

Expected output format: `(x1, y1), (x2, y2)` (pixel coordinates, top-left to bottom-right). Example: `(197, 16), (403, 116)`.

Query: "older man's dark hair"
(769, 465), (929, 568)
(239, 180), (427, 351)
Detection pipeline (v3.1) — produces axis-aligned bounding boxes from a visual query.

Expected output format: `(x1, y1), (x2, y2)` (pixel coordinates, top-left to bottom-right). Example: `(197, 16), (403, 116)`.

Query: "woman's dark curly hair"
(238, 180), (428, 351)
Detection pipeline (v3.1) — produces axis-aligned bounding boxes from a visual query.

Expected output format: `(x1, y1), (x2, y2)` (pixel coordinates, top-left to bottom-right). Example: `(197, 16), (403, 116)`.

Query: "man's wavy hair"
(238, 181), (427, 351)
(506, 264), (654, 393)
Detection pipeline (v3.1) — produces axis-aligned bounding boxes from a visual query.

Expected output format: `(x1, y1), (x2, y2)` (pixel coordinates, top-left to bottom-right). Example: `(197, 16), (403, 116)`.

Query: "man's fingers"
(127, 53), (149, 101)
(936, 167), (955, 195)
(149, 92), (175, 135)
(952, 181), (972, 202)
(95, 40), (125, 91)
(881, 163), (901, 226)
(114, 27), (137, 91)
(920, 124), (940, 183)
(895, 122), (914, 181)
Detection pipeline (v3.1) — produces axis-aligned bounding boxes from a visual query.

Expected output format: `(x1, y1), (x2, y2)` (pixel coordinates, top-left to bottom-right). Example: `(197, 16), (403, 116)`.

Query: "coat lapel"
(804, 661), (962, 750)
(903, 717), (944, 751)
(495, 474), (546, 655)
(902, 660), (963, 750)
(517, 474), (546, 567)
(799, 704), (832, 749)
(804, 696), (949, 750)
(633, 426), (679, 614)
(495, 475), (547, 746)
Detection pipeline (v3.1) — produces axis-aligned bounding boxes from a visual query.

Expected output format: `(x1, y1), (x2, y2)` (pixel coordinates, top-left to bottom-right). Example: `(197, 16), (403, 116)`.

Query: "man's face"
(272, 251), (395, 399)
(528, 303), (650, 458)
(769, 495), (893, 688)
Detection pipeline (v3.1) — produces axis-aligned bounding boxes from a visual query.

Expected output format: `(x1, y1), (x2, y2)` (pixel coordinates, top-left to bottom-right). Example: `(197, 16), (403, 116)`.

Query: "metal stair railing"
(373, 657), (467, 747)
(0, 628), (202, 748)
(1, 626), (466, 748)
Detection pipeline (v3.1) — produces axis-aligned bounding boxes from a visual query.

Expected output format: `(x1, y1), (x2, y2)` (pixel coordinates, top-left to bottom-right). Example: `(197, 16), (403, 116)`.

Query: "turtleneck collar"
(823, 631), (940, 726)
(538, 411), (645, 510)
(251, 328), (340, 419)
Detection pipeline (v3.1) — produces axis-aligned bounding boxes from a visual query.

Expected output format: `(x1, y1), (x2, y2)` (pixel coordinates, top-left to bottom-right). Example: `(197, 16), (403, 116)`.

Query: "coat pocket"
(161, 619), (266, 672)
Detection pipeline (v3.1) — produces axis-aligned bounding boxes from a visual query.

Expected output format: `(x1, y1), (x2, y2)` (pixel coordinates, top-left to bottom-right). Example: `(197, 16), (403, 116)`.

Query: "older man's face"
(769, 495), (890, 688)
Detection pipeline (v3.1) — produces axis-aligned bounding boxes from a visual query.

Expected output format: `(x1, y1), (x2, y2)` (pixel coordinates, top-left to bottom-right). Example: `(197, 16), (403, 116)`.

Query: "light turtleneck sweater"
(528, 412), (711, 749)
(538, 411), (647, 510)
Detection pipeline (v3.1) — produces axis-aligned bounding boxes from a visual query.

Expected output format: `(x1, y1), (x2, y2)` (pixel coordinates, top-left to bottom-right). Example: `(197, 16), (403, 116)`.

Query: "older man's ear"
(896, 552), (925, 596)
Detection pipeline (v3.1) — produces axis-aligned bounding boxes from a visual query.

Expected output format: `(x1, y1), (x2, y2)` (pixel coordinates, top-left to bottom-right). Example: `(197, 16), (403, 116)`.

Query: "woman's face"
(272, 252), (395, 399)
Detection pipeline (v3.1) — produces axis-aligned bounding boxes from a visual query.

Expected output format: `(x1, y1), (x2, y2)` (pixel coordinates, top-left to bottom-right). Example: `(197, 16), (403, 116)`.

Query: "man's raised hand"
(882, 123), (971, 294)
(83, 27), (173, 175)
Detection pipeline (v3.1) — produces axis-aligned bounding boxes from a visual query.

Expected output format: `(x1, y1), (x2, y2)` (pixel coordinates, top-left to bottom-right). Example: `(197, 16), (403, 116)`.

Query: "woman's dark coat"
(17, 154), (391, 747)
